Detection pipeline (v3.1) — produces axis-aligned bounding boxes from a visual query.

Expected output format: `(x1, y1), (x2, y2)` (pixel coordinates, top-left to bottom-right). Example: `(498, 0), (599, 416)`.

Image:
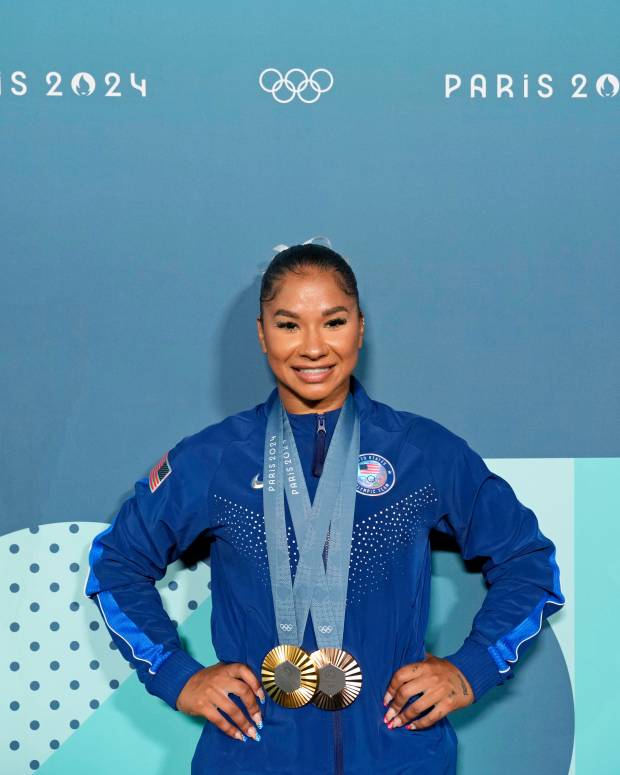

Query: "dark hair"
(258, 243), (362, 320)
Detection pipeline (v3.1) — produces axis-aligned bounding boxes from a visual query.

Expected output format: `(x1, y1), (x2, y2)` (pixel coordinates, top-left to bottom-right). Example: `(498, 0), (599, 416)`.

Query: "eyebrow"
(273, 306), (350, 319)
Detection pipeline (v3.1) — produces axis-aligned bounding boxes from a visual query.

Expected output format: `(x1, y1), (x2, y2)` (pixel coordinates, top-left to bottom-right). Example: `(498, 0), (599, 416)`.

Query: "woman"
(85, 241), (565, 774)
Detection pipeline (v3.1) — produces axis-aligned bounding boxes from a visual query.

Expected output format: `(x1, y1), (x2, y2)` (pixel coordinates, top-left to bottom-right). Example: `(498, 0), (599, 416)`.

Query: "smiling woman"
(256, 244), (365, 412)
(84, 239), (565, 775)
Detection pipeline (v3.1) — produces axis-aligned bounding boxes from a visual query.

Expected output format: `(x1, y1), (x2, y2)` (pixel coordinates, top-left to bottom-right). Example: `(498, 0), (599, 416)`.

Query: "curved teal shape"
(37, 598), (216, 775)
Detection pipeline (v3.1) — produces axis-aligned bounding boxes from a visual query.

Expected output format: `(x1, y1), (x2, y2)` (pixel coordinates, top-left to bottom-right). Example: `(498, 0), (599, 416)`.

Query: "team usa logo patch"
(356, 453), (396, 496)
(149, 452), (172, 493)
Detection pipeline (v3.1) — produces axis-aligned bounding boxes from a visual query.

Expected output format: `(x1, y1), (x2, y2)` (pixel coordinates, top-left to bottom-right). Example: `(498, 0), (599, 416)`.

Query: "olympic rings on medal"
(259, 68), (334, 104)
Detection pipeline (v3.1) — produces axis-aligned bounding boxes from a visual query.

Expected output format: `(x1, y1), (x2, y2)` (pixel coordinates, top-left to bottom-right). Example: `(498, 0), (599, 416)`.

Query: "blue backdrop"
(2, 2), (618, 773)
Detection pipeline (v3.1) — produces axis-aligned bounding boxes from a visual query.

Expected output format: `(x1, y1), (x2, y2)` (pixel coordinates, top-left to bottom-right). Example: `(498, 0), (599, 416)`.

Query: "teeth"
(298, 367), (331, 373)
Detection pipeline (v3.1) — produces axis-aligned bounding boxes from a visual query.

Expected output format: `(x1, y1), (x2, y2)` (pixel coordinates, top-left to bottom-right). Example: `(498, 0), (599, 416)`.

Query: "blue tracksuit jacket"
(85, 375), (565, 774)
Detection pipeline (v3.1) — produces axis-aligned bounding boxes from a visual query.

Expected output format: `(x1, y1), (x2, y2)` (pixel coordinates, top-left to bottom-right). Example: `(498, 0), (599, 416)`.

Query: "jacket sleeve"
(84, 437), (214, 711)
(417, 420), (566, 703)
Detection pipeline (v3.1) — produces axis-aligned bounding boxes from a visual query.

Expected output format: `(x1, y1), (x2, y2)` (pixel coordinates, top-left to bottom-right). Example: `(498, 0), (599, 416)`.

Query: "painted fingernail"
(235, 731), (247, 742)
(407, 723), (417, 731)
(392, 717), (402, 728)
(257, 689), (266, 704)
(384, 707), (396, 722)
(247, 727), (258, 740)
(383, 693), (392, 705)
(252, 713), (263, 729)
(387, 721), (393, 730)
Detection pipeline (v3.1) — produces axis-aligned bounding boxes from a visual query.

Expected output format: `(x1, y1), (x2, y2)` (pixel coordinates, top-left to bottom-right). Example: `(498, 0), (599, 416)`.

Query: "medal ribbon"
(262, 391), (360, 649)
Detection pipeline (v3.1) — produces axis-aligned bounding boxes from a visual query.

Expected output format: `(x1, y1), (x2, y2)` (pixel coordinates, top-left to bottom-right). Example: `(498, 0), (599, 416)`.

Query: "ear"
(256, 316), (267, 354)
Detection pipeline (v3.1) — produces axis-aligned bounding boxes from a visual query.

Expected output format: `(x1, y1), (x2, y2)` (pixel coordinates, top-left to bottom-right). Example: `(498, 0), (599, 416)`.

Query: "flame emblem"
(595, 74), (619, 98)
(71, 72), (96, 96)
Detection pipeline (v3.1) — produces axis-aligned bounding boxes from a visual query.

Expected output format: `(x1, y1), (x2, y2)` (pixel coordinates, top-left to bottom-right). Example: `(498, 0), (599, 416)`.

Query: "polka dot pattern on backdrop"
(3, 521), (211, 774)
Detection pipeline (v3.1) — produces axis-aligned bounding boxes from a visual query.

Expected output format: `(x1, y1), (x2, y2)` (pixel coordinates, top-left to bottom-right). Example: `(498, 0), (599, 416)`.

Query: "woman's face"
(257, 268), (365, 411)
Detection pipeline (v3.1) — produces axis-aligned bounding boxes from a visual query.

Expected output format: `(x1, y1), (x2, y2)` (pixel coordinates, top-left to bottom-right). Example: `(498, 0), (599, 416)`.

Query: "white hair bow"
(272, 235), (332, 253)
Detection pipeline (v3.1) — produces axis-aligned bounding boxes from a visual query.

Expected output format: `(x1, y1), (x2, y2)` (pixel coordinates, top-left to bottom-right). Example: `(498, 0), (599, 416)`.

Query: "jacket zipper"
(334, 710), (344, 774)
(312, 413), (327, 476)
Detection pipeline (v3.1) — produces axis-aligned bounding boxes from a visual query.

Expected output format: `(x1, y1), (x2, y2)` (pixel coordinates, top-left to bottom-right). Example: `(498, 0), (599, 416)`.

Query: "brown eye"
(326, 318), (347, 327)
(276, 321), (298, 330)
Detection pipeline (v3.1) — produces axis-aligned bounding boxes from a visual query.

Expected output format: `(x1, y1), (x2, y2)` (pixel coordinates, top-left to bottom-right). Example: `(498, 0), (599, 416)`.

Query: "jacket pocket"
(392, 594), (426, 671)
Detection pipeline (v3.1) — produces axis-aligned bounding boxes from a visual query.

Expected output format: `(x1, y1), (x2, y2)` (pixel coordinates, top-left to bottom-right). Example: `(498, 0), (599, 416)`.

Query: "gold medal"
(261, 644), (319, 708)
(310, 647), (363, 710)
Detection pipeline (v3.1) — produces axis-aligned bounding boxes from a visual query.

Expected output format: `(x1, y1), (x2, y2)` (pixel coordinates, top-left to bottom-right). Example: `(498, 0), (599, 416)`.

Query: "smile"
(292, 364), (336, 382)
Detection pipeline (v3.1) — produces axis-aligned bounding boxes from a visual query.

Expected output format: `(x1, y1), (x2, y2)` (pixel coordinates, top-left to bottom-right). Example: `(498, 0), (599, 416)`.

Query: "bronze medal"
(261, 644), (319, 708)
(310, 647), (363, 710)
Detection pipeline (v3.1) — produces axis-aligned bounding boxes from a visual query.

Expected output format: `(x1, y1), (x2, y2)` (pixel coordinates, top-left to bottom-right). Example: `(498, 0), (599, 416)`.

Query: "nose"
(298, 324), (329, 360)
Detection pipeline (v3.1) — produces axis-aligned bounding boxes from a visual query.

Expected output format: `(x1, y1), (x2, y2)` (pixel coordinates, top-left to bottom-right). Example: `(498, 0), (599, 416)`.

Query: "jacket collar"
(262, 373), (373, 421)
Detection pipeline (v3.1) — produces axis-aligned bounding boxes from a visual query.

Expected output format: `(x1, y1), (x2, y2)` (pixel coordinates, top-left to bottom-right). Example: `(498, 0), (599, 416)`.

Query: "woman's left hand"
(382, 653), (474, 730)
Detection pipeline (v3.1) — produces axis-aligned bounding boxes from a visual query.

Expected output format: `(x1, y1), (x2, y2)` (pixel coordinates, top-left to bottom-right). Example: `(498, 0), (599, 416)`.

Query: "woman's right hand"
(176, 661), (266, 742)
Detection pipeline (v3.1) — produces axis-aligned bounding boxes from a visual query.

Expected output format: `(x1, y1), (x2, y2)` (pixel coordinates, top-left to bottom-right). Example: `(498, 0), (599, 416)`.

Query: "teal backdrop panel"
(575, 459), (620, 775)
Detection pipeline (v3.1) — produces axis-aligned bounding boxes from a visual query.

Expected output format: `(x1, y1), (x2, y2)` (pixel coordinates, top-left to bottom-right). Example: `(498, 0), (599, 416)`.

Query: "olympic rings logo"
(279, 623), (294, 632)
(259, 68), (334, 103)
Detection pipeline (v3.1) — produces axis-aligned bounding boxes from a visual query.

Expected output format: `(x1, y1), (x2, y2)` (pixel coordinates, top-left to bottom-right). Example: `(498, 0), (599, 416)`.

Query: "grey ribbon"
(262, 392), (360, 649)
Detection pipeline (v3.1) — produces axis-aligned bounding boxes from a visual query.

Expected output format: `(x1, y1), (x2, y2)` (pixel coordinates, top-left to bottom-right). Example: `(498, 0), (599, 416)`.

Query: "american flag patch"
(149, 452), (172, 493)
(359, 462), (382, 474)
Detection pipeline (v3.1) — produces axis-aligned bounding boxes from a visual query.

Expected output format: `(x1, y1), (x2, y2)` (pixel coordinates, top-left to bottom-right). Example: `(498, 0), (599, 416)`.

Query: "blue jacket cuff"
(442, 637), (506, 702)
(145, 649), (206, 711)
